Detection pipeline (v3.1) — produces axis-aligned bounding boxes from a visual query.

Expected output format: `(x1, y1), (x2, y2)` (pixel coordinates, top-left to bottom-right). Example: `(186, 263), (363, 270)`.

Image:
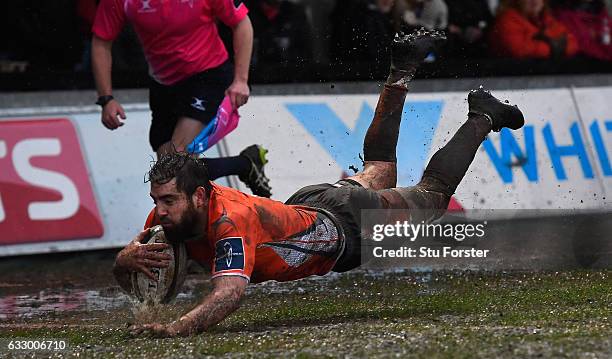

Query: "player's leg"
(346, 29), (446, 191)
(384, 89), (525, 221)
(155, 115), (253, 183)
(152, 64), (272, 196)
(156, 119), (271, 197)
(155, 64), (232, 161)
(148, 96), (256, 173)
(157, 116), (204, 155)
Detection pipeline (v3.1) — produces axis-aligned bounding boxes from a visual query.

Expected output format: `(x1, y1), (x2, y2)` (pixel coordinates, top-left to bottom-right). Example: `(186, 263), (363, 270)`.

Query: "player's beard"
(162, 202), (200, 243)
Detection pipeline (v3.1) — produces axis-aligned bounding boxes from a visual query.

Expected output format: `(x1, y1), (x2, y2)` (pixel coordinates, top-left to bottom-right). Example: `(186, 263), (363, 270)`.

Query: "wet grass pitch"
(1, 269), (610, 358)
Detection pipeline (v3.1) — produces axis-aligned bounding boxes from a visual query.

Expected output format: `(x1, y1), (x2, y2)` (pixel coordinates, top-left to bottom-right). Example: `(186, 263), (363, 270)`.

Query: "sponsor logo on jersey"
(214, 237), (245, 272)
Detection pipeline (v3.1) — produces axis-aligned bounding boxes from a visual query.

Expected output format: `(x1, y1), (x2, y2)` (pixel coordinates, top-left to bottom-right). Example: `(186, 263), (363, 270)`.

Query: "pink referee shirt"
(93, 0), (248, 85)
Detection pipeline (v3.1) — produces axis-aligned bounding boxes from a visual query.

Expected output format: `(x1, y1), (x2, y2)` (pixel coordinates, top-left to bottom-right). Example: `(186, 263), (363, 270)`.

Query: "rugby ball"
(130, 225), (188, 304)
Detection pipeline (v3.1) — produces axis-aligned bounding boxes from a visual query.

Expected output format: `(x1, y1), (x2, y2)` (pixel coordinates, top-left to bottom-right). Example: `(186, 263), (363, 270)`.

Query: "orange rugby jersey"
(144, 183), (344, 283)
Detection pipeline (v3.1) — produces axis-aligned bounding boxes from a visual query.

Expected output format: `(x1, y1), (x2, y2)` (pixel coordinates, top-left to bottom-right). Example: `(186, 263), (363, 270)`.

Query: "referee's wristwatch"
(95, 95), (114, 107)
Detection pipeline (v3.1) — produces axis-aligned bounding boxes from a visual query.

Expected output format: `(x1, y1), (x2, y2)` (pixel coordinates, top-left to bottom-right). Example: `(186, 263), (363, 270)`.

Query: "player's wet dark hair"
(145, 152), (212, 196)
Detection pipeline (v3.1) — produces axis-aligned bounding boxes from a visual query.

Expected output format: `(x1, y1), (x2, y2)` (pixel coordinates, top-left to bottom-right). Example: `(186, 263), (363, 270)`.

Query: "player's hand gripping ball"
(131, 225), (187, 304)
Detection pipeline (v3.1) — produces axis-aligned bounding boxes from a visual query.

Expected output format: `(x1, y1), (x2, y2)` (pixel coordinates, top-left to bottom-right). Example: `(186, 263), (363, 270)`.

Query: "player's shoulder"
(210, 183), (256, 210)
(208, 183), (259, 234)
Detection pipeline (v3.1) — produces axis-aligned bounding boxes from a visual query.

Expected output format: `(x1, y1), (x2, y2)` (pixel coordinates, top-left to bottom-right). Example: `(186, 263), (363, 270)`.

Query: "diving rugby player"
(116, 29), (525, 337)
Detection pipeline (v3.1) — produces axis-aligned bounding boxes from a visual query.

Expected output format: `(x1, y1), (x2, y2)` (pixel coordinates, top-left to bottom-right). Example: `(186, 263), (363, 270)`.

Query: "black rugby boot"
(468, 88), (525, 132)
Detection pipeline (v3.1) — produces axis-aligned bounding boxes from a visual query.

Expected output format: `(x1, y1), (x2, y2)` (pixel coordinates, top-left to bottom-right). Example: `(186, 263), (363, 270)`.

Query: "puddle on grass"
(0, 288), (129, 319)
(0, 278), (206, 320)
(0, 268), (444, 320)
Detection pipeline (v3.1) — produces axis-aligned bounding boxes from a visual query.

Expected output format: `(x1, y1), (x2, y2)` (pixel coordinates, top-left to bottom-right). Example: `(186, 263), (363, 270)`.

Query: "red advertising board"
(0, 119), (104, 244)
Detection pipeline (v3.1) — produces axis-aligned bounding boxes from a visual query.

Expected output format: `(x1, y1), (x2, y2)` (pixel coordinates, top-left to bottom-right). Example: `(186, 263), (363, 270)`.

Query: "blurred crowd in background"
(1, 0), (611, 91)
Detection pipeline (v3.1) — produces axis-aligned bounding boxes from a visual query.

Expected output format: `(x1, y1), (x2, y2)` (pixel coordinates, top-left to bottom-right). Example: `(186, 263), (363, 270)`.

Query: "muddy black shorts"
(285, 179), (386, 272)
(148, 61), (233, 152)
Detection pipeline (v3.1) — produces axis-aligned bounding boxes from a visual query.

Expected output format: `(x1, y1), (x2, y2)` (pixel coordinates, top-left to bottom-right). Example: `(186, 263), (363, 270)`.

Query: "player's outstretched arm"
(129, 276), (247, 337)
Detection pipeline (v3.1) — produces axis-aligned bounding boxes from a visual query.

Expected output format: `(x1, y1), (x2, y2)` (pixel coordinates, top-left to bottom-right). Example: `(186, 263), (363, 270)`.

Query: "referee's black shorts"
(148, 61), (233, 152)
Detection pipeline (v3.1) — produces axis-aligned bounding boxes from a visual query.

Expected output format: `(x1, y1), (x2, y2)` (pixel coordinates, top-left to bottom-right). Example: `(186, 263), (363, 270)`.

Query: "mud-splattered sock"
(363, 85), (408, 162)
